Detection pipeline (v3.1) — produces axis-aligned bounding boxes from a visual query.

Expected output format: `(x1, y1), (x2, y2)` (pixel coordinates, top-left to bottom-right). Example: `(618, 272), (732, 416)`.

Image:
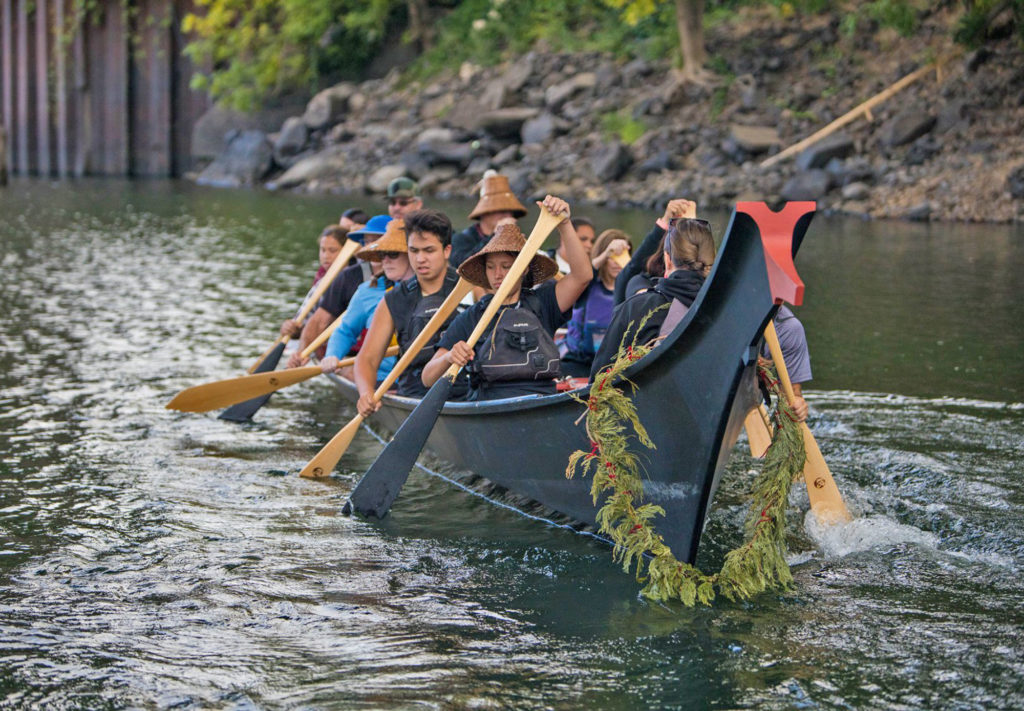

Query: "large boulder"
(273, 117), (309, 168)
(266, 144), (347, 190)
(545, 72), (597, 111)
(591, 141), (633, 182)
(367, 164), (410, 195)
(521, 113), (566, 145)
(479, 107), (540, 139)
(780, 170), (832, 201)
(795, 132), (854, 170)
(879, 107), (936, 147)
(729, 124), (780, 154)
(195, 130), (273, 188)
(191, 105), (297, 162)
(303, 83), (357, 130)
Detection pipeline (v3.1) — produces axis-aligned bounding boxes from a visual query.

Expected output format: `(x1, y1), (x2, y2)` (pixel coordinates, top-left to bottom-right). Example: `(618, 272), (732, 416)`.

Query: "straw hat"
(468, 172), (528, 220)
(457, 222), (559, 289)
(356, 219), (408, 262)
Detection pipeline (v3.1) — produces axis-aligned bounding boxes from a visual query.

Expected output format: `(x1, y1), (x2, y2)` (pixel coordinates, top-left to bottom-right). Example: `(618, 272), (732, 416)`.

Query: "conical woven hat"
(356, 219), (407, 262)
(457, 222), (559, 289)
(468, 173), (527, 220)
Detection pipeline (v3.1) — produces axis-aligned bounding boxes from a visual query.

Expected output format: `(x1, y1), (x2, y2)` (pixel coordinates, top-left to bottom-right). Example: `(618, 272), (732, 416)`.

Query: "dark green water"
(1, 179), (1022, 709)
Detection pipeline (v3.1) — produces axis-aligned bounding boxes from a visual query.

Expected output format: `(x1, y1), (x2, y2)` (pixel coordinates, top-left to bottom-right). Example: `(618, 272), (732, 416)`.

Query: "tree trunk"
(675, 0), (708, 82)
(407, 0), (433, 51)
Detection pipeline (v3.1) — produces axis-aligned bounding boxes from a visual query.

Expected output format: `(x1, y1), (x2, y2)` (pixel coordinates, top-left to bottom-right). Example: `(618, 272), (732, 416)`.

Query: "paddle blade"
(800, 422), (852, 525)
(743, 408), (772, 458)
(166, 364), (322, 413)
(300, 415), (365, 479)
(248, 338), (287, 374)
(346, 376), (454, 518)
(218, 392), (274, 422)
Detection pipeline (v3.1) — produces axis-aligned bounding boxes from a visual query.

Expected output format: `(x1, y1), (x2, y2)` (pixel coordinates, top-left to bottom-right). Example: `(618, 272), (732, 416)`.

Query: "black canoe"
(326, 202), (815, 564)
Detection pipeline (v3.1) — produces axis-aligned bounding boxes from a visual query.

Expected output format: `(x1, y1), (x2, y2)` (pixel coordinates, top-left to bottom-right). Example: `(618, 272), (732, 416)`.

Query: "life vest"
(386, 268), (462, 396)
(474, 294), (561, 383)
(562, 281), (614, 362)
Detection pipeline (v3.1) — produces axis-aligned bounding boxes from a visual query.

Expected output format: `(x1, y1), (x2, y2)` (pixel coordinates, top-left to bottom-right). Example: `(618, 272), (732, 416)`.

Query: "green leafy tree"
(183, 0), (405, 111)
(605, 0), (711, 83)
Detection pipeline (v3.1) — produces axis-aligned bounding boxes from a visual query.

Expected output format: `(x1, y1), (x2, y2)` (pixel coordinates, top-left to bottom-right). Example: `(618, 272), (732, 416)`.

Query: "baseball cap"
(386, 177), (418, 199)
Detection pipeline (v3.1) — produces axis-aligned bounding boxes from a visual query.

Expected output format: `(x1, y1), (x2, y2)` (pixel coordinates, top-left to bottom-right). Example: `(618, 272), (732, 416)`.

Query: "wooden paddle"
(245, 238), (363, 374)
(743, 405), (772, 458)
(344, 207), (565, 517)
(166, 308), (396, 412)
(764, 321), (851, 524)
(216, 238), (364, 421)
(299, 277), (474, 479)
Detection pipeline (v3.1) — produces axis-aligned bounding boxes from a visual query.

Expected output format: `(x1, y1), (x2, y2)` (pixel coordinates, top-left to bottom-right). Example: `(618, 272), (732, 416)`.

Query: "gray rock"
(367, 164), (410, 194)
(905, 202), (932, 221)
(636, 150), (674, 176)
(591, 141), (633, 182)
(905, 136), (940, 166)
(479, 108), (540, 140)
(191, 105), (297, 161)
(825, 156), (876, 186)
(841, 181), (871, 200)
(795, 132), (854, 170)
(880, 107), (936, 147)
(273, 117), (309, 166)
(196, 130), (273, 188)
(481, 80), (508, 111)
(502, 53), (536, 94)
(491, 144), (520, 166)
(446, 96), (488, 132)
(730, 124), (780, 154)
(503, 166), (533, 197)
(465, 156), (493, 177)
(303, 83), (356, 129)
(420, 93), (454, 120)
(416, 127), (459, 146)
(521, 113), (559, 144)
(268, 144), (347, 190)
(965, 48), (993, 73)
(545, 72), (597, 110)
(622, 58), (653, 83)
(418, 166), (459, 191)
(780, 170), (832, 201)
(936, 99), (969, 134)
(418, 140), (475, 168)
(1007, 164), (1024, 199)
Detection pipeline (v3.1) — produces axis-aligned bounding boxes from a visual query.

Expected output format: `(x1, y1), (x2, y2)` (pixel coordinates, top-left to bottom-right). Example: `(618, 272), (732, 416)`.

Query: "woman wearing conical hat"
(421, 195), (592, 401)
(449, 170), (528, 269)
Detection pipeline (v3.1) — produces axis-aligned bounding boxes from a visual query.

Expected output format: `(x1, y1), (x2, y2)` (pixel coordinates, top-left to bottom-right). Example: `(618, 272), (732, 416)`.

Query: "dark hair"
(645, 250), (665, 279)
(664, 219), (715, 276)
(570, 216), (595, 232)
(404, 208), (453, 248)
(319, 225), (349, 245)
(341, 208), (369, 224)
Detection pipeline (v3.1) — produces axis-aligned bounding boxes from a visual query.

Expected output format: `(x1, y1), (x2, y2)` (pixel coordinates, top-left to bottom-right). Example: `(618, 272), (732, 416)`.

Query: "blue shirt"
(325, 278), (396, 382)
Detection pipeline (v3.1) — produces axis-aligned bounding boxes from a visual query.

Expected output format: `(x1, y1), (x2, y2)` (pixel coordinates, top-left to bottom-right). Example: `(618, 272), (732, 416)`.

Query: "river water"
(1, 179), (1021, 709)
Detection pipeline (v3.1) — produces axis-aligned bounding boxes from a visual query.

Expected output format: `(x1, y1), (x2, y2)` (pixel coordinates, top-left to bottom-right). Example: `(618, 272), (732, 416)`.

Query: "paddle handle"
(443, 207), (565, 380)
(301, 311), (345, 359)
(295, 239), (362, 324)
(373, 278), (474, 400)
(764, 321), (851, 523)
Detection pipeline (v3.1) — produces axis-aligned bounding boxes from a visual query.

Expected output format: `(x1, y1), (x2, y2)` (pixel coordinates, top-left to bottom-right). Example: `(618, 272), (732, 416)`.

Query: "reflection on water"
(0, 180), (1022, 709)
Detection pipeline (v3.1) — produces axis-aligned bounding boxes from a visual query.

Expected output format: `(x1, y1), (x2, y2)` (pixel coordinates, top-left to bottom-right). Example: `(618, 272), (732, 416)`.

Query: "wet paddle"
(299, 277), (474, 479)
(344, 207), (565, 518)
(217, 239), (363, 421)
(764, 321), (851, 524)
(166, 343), (399, 413)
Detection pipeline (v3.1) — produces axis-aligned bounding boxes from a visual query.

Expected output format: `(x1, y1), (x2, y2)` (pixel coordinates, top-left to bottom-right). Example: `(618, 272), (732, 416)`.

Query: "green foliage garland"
(566, 318), (806, 606)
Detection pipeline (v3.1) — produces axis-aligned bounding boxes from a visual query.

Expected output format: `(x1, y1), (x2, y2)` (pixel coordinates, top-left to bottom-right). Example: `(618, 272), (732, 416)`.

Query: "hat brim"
(457, 250), (559, 289)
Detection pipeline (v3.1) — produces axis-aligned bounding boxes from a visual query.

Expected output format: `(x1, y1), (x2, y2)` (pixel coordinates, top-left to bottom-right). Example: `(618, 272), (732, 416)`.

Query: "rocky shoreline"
(190, 7), (1024, 223)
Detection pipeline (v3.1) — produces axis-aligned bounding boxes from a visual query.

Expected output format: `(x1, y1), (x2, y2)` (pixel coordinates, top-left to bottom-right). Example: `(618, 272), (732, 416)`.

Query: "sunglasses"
(667, 217), (712, 230)
(388, 197), (416, 206)
(380, 251), (403, 260)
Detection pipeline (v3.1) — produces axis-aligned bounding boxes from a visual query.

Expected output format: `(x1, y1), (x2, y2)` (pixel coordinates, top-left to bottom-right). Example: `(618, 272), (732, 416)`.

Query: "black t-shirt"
(438, 280), (569, 400)
(450, 224), (489, 268)
(318, 263), (365, 317)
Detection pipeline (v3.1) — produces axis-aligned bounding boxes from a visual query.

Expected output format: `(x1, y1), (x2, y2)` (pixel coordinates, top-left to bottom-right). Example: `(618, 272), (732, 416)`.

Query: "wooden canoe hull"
(328, 204), (813, 563)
